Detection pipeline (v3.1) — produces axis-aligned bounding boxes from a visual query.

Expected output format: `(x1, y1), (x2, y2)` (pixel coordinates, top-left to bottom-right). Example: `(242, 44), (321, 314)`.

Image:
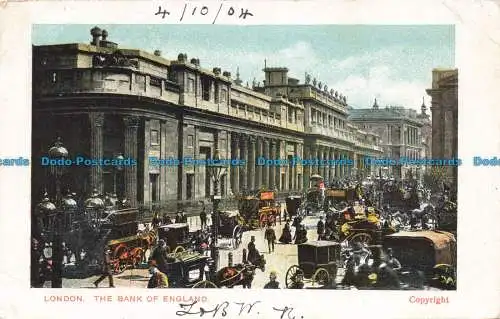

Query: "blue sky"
(33, 25), (454, 110)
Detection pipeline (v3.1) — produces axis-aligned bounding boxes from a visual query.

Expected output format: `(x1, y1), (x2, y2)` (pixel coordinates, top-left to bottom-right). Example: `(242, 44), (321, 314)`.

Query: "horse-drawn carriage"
(238, 190), (280, 228)
(333, 207), (397, 247)
(106, 229), (156, 274)
(285, 195), (303, 219)
(157, 223), (191, 253)
(216, 210), (245, 249)
(383, 230), (456, 290)
(285, 241), (340, 288)
(323, 188), (357, 210)
(161, 249), (211, 288)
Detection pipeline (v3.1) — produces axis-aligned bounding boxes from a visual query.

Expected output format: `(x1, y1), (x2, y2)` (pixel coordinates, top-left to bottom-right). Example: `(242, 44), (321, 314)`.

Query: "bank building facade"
(32, 27), (383, 210)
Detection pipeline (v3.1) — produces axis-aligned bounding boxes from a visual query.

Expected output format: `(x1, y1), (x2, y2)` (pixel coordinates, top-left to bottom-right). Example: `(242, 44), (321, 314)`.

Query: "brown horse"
(214, 255), (266, 288)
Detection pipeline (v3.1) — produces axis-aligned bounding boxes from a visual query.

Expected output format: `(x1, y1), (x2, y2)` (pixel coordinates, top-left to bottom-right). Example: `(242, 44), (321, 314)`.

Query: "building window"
(150, 174), (159, 202)
(187, 135), (194, 148)
(221, 88), (227, 102)
(150, 130), (159, 145)
(214, 83), (219, 103)
(201, 77), (210, 101)
(288, 107), (293, 123)
(221, 175), (226, 196)
(188, 78), (195, 93)
(186, 173), (194, 200)
(311, 109), (316, 123)
(150, 77), (162, 87)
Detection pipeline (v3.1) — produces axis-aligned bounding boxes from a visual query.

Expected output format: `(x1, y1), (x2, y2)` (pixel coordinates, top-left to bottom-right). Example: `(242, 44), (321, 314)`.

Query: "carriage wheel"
(192, 280), (218, 288)
(232, 226), (243, 249)
(348, 232), (372, 247)
(174, 246), (185, 255)
(285, 265), (303, 288)
(312, 268), (330, 286)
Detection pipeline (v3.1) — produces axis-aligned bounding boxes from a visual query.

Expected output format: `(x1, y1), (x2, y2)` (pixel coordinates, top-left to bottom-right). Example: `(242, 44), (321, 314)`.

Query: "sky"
(33, 25), (455, 110)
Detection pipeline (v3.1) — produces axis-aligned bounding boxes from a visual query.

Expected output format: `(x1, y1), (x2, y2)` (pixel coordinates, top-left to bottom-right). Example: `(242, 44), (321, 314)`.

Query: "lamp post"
(206, 149), (228, 270)
(47, 137), (69, 288)
(113, 154), (125, 196)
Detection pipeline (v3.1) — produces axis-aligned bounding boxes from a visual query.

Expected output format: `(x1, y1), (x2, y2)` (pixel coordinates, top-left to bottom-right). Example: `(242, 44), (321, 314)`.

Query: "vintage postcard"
(0, 1), (499, 319)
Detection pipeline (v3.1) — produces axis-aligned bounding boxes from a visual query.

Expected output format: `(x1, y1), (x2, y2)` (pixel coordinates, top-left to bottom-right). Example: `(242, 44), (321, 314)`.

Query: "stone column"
(270, 139), (277, 189)
(123, 116), (140, 207)
(263, 139), (270, 187)
(322, 147), (328, 181)
(324, 147), (330, 184)
(231, 133), (240, 195)
(329, 149), (335, 181)
(256, 137), (263, 189)
(89, 112), (104, 194)
(248, 136), (256, 191)
(291, 144), (296, 190)
(239, 134), (248, 192)
(303, 145), (310, 189)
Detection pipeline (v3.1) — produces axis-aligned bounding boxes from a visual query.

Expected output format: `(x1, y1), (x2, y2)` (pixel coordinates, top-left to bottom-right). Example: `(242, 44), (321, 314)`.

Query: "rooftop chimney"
(90, 26), (102, 47)
(154, 50), (162, 56)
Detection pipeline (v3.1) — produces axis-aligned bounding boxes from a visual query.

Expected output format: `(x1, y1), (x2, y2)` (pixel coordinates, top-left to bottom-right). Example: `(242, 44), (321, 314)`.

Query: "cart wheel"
(192, 280), (218, 288)
(285, 265), (303, 288)
(312, 268), (330, 286)
(349, 232), (372, 246)
(174, 246), (185, 254)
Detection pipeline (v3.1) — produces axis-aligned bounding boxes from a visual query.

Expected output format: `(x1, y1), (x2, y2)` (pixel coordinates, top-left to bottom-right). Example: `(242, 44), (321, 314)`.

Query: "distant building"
(426, 68), (458, 186)
(348, 99), (429, 179)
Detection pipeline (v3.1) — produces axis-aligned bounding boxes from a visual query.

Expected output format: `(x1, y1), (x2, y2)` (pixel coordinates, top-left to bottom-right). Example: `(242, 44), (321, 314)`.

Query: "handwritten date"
(176, 300), (304, 318)
(155, 4), (253, 24)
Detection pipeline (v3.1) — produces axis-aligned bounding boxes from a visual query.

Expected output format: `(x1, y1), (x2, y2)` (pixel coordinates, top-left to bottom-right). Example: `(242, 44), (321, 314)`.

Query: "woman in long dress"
(279, 221), (292, 244)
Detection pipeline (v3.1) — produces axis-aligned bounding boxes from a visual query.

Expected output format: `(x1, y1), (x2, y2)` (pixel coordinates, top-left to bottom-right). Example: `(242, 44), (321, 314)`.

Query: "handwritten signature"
(176, 300), (304, 318)
(154, 3), (253, 24)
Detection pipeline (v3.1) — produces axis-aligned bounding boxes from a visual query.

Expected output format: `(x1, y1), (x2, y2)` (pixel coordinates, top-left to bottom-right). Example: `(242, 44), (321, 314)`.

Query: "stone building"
(426, 68), (458, 185)
(31, 27), (382, 209)
(348, 99), (428, 179)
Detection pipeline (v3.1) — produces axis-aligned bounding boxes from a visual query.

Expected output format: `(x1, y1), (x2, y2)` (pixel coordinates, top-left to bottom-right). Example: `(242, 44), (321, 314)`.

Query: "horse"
(213, 254), (266, 288)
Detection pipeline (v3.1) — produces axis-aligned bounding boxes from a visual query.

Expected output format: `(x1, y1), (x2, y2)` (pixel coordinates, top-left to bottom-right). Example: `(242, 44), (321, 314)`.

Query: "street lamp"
(84, 189), (106, 231)
(113, 153), (125, 196)
(206, 149), (228, 269)
(47, 137), (69, 288)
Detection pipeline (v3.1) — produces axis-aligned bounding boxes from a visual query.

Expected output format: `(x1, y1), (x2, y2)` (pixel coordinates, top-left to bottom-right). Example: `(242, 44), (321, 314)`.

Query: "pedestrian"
(264, 271), (280, 289)
(247, 236), (259, 264)
(93, 247), (115, 288)
(317, 216), (325, 240)
(200, 203), (207, 229)
(175, 211), (182, 223)
(386, 248), (402, 271)
(149, 239), (170, 273)
(181, 210), (188, 223)
(162, 213), (172, 225)
(152, 212), (160, 228)
(264, 223), (276, 253)
(279, 221), (292, 244)
(147, 261), (169, 288)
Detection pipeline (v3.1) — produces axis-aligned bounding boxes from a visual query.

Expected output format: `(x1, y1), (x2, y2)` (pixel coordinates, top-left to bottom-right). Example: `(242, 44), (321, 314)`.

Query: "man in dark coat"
(94, 247), (115, 288)
(200, 205), (207, 229)
(180, 211), (188, 223)
(247, 236), (259, 264)
(263, 271), (280, 289)
(264, 224), (276, 253)
(162, 213), (172, 225)
(149, 239), (170, 273)
(317, 216), (325, 240)
(279, 221), (292, 244)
